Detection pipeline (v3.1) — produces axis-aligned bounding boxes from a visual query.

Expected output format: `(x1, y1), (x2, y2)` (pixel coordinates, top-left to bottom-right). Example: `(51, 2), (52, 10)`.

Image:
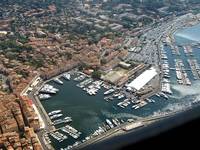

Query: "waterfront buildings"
(0, 0), (200, 149)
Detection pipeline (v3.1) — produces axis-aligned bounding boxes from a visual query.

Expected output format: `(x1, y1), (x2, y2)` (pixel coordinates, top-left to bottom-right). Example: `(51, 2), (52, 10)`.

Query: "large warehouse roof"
(127, 67), (157, 91)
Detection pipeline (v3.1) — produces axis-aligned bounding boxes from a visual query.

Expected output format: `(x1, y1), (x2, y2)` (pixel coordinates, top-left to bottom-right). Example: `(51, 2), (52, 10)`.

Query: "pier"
(169, 67), (192, 71)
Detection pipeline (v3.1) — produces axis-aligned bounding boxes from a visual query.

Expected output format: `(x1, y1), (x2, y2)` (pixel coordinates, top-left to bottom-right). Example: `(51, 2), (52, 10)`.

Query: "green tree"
(92, 70), (102, 79)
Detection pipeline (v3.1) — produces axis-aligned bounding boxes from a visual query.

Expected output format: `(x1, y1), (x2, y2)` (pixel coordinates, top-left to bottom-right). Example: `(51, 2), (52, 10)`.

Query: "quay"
(20, 66), (78, 150)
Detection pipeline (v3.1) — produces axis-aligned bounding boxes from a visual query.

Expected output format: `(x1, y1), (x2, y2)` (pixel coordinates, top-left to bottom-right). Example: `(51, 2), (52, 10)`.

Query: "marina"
(39, 72), (168, 149)
(36, 22), (200, 149)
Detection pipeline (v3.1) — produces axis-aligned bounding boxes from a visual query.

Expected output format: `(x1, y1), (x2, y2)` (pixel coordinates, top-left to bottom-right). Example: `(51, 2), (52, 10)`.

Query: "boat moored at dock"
(53, 78), (64, 85)
(63, 73), (71, 80)
(39, 84), (59, 94)
(61, 125), (81, 139)
(104, 89), (115, 95)
(106, 119), (114, 128)
(53, 117), (72, 125)
(50, 113), (63, 120)
(48, 110), (62, 116)
(38, 94), (51, 100)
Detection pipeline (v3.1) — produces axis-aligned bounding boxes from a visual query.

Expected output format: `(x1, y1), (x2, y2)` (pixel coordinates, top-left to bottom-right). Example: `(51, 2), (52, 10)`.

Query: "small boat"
(159, 92), (169, 99)
(53, 78), (63, 84)
(50, 114), (63, 120)
(48, 110), (62, 116)
(63, 73), (71, 80)
(118, 94), (125, 99)
(155, 93), (161, 97)
(106, 119), (114, 128)
(104, 89), (115, 95)
(38, 94), (51, 100)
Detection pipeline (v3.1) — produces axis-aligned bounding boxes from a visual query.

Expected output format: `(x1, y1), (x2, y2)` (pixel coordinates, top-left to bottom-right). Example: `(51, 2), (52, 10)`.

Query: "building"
(127, 67), (157, 91)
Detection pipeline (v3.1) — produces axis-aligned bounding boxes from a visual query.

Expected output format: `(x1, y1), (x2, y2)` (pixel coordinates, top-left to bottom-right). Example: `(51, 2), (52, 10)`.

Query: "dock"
(187, 59), (200, 79)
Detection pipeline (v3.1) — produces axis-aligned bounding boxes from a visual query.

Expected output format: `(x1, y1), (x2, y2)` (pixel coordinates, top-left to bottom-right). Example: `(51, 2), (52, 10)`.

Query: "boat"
(138, 101), (148, 108)
(118, 94), (125, 99)
(38, 94), (51, 100)
(50, 114), (63, 120)
(155, 93), (161, 97)
(113, 93), (121, 97)
(112, 119), (118, 126)
(192, 99), (200, 104)
(63, 73), (71, 80)
(117, 102), (125, 108)
(61, 125), (81, 139)
(149, 99), (155, 103)
(48, 110), (62, 116)
(53, 117), (72, 125)
(74, 75), (86, 81)
(50, 131), (68, 142)
(120, 119), (125, 123)
(39, 87), (57, 94)
(134, 105), (140, 109)
(146, 98), (152, 103)
(40, 84), (59, 94)
(104, 89), (115, 95)
(106, 119), (114, 128)
(163, 74), (170, 78)
(159, 92), (169, 99)
(115, 118), (121, 126)
(53, 78), (63, 84)
(132, 104), (138, 108)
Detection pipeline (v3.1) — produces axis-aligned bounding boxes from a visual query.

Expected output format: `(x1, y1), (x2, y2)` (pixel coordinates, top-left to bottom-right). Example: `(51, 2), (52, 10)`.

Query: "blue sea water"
(175, 23), (200, 45)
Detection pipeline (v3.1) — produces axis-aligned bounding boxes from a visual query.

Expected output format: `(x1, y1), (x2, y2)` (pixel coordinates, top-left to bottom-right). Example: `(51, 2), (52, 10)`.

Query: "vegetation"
(29, 58), (44, 68)
(78, 63), (88, 71)
(100, 59), (107, 65)
(0, 40), (32, 52)
(16, 70), (29, 78)
(91, 70), (102, 79)
(65, 52), (72, 60)
(17, 35), (29, 44)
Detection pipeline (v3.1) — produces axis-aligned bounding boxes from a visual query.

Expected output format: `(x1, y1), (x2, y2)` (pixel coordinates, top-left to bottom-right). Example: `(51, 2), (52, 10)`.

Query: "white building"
(127, 67), (157, 91)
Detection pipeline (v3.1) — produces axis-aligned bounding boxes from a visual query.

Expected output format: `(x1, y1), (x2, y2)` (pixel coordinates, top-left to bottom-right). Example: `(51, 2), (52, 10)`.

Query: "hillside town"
(1, 0), (200, 149)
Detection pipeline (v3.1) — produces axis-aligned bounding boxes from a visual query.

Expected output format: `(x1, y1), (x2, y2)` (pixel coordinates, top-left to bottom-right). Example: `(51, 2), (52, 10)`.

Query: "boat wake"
(162, 102), (191, 112)
(155, 82), (200, 115)
(175, 32), (199, 42)
(101, 110), (140, 119)
(170, 81), (200, 100)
